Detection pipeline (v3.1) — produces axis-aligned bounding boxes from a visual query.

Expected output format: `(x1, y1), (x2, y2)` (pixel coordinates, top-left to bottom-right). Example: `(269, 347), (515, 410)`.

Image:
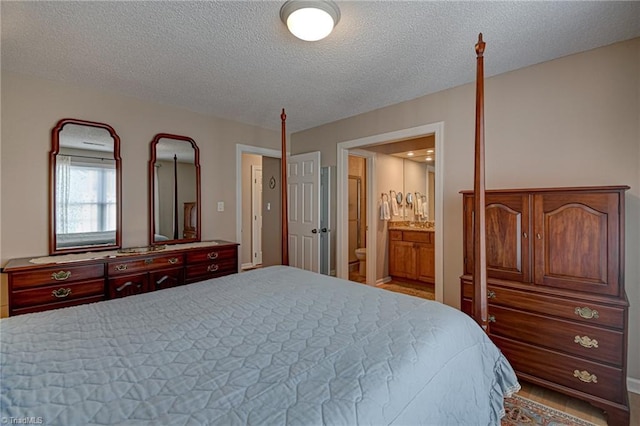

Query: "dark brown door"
(533, 192), (620, 296)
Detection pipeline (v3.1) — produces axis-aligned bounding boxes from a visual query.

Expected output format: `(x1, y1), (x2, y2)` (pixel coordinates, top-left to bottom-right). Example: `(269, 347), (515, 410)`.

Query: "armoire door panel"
(465, 193), (530, 282)
(533, 193), (620, 296)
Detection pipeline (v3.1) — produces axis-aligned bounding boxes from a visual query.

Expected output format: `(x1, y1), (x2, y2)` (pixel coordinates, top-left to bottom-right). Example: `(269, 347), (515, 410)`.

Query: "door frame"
(336, 122), (444, 302)
(235, 144), (284, 271)
(251, 164), (263, 266)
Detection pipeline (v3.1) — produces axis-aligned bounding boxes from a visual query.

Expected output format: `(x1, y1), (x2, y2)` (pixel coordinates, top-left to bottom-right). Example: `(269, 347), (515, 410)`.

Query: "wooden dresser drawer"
(389, 230), (403, 241)
(402, 231), (432, 244)
(107, 274), (149, 299)
(108, 254), (183, 275)
(149, 267), (184, 291)
(488, 285), (624, 329)
(185, 258), (237, 281)
(11, 264), (105, 289)
(489, 305), (623, 365)
(186, 246), (237, 264)
(12, 278), (105, 309)
(492, 335), (625, 404)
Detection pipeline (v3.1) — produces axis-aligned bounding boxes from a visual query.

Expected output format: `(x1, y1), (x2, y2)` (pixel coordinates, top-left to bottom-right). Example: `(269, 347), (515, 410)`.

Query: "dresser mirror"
(50, 118), (122, 254)
(149, 133), (201, 246)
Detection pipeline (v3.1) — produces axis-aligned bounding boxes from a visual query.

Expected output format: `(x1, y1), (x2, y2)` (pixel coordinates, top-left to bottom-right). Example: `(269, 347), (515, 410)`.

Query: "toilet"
(354, 248), (366, 276)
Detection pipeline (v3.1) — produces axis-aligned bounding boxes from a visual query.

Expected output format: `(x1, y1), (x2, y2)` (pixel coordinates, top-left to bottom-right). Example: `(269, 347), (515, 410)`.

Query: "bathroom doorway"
(336, 122), (444, 302)
(348, 155), (367, 283)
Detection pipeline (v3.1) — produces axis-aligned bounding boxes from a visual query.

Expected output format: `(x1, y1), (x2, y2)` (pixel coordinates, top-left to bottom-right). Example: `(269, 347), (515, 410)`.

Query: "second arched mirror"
(149, 134), (201, 246)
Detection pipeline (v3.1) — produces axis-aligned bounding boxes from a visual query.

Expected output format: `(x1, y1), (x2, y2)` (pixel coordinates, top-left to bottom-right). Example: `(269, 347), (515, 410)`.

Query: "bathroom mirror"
(50, 118), (122, 254)
(149, 133), (200, 246)
(396, 192), (403, 204)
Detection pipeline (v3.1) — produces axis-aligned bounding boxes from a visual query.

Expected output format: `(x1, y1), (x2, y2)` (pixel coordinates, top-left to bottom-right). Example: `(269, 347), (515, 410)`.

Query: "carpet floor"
(503, 395), (597, 426)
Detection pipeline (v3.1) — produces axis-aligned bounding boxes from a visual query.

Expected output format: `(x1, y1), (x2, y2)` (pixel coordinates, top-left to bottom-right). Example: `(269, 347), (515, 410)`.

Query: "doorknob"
(311, 229), (318, 234)
(321, 228), (327, 233)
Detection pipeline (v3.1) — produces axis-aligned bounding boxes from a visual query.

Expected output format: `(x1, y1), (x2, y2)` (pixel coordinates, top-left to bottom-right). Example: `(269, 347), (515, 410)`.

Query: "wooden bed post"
(473, 34), (489, 331)
(281, 109), (289, 266)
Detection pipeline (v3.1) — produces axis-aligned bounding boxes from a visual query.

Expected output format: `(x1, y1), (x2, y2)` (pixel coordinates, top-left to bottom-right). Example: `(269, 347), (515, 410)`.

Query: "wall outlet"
(217, 201), (224, 212)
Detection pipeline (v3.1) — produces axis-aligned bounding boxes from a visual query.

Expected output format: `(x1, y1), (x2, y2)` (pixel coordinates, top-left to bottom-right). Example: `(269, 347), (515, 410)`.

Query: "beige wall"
(291, 38), (640, 381)
(0, 72), (281, 309)
(241, 153), (262, 266)
(261, 156), (282, 267)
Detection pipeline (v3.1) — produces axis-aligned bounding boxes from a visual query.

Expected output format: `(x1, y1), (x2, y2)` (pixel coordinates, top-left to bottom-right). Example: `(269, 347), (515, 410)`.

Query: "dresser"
(4, 240), (238, 316)
(460, 186), (629, 425)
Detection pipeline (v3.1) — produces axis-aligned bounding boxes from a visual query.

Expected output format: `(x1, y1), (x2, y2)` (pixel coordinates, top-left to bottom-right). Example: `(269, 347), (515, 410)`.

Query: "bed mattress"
(1, 266), (519, 425)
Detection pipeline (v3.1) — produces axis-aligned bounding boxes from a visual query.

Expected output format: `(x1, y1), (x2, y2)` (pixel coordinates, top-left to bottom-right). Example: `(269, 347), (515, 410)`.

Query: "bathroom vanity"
(388, 225), (435, 284)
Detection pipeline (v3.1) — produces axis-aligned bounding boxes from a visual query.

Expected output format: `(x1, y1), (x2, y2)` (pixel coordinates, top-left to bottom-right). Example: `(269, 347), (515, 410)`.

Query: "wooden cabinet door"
(464, 193), (531, 282)
(108, 274), (148, 299)
(389, 241), (417, 279)
(533, 192), (620, 296)
(417, 243), (435, 283)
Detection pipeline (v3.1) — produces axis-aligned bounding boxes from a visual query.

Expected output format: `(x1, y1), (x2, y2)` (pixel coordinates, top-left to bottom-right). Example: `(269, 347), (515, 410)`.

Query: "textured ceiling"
(2, 1), (639, 133)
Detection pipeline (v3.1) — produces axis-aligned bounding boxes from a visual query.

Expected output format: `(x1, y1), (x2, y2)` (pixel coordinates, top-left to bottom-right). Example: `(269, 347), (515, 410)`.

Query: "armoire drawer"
(11, 279), (105, 309)
(489, 305), (623, 365)
(492, 335), (625, 404)
(11, 264), (105, 289)
(486, 285), (624, 329)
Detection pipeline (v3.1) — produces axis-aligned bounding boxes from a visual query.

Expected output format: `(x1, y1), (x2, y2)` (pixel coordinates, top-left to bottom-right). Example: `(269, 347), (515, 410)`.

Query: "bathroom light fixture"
(426, 156), (433, 162)
(407, 152), (414, 157)
(280, 0), (340, 41)
(427, 149), (434, 154)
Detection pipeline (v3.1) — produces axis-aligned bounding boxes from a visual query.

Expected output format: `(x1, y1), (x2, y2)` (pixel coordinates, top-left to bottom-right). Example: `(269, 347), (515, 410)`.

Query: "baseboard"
(376, 276), (392, 286)
(330, 269), (336, 277)
(241, 263), (254, 270)
(628, 377), (640, 395)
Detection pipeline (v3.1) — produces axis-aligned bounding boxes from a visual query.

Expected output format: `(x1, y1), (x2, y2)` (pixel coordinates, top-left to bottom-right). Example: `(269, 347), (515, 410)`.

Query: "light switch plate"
(217, 201), (224, 212)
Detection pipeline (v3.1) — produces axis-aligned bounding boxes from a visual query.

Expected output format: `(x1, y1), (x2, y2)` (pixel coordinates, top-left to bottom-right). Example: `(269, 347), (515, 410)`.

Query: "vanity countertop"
(388, 224), (434, 232)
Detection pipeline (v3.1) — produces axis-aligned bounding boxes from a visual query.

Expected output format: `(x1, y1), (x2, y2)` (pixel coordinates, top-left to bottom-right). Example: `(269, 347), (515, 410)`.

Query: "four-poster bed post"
(473, 33), (489, 331)
(281, 108), (289, 266)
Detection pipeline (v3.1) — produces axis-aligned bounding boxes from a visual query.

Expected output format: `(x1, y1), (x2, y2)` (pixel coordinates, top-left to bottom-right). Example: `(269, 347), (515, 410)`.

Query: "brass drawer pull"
(115, 264), (128, 271)
(52, 288), (72, 298)
(573, 370), (598, 384)
(575, 306), (599, 320)
(51, 271), (71, 281)
(168, 257), (179, 264)
(144, 258), (154, 265)
(207, 264), (219, 272)
(488, 315), (496, 323)
(207, 252), (219, 260)
(487, 290), (496, 299)
(574, 335), (599, 349)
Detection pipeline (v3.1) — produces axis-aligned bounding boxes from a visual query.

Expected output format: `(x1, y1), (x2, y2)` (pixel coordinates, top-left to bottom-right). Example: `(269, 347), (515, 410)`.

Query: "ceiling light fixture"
(280, 0), (340, 42)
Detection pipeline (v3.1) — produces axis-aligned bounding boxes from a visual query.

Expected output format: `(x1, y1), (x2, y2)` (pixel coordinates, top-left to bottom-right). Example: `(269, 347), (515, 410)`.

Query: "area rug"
(502, 395), (597, 426)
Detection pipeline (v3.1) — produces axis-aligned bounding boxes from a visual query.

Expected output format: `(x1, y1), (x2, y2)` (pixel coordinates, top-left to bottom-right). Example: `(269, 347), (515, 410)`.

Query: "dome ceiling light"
(280, 0), (340, 42)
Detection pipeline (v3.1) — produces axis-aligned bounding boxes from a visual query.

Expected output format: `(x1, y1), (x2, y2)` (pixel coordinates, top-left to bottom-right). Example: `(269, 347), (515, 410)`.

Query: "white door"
(288, 151), (321, 272)
(251, 165), (263, 265)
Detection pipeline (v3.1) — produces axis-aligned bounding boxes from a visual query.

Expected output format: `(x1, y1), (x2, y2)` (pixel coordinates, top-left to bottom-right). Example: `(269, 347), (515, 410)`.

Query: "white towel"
(416, 197), (423, 218)
(380, 200), (391, 221)
(391, 198), (399, 216)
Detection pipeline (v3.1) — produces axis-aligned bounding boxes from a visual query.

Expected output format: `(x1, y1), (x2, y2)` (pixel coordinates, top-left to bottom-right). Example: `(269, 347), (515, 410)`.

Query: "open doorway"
(336, 122), (444, 302)
(236, 145), (283, 271)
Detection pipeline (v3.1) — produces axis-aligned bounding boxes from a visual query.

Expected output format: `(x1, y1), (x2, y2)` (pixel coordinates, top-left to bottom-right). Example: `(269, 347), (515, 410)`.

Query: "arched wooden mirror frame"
(49, 118), (122, 255)
(148, 133), (201, 246)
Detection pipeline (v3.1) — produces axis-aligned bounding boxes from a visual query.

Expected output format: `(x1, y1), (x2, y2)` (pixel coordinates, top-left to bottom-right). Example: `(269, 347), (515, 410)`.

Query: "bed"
(2, 35), (519, 424)
(1, 266), (518, 425)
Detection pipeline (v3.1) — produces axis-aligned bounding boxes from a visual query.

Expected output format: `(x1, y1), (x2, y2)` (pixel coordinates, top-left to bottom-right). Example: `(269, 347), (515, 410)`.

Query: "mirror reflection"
(150, 134), (200, 245)
(51, 119), (121, 254)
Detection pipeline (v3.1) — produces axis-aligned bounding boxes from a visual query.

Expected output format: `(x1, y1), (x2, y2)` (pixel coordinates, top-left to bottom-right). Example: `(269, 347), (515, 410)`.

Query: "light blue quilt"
(1, 266), (519, 425)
